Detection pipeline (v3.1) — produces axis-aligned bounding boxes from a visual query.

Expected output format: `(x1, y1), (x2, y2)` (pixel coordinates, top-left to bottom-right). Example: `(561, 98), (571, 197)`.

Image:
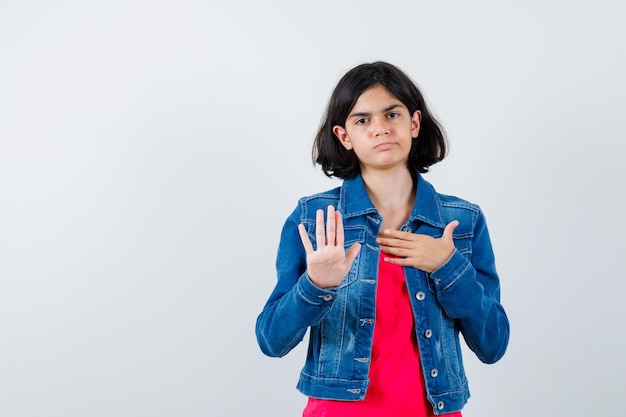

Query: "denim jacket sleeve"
(255, 207), (336, 358)
(429, 208), (509, 364)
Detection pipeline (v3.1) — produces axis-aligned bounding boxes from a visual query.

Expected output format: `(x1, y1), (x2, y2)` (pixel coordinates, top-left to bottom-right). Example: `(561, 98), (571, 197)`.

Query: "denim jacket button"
(437, 401), (445, 410)
(425, 329), (432, 338)
(322, 294), (333, 301)
(430, 368), (438, 378)
(415, 291), (425, 301)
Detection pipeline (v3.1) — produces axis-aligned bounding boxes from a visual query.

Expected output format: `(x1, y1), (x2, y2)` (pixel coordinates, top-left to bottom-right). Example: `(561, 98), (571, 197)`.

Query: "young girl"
(256, 61), (509, 416)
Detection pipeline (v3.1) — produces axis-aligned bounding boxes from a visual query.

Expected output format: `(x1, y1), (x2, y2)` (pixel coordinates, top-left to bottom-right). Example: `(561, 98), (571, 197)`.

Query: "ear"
(411, 110), (422, 138)
(333, 125), (353, 150)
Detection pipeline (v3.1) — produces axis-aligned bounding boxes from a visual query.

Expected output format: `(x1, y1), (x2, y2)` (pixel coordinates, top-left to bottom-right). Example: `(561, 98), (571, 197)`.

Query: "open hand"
(298, 205), (362, 289)
(376, 221), (459, 272)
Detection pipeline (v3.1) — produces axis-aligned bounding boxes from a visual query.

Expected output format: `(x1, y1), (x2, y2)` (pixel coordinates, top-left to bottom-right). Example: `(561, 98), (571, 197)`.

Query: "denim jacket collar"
(338, 172), (448, 228)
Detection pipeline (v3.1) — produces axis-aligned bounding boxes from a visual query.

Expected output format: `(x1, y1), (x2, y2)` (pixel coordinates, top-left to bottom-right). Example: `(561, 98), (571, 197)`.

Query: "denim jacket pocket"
(454, 236), (472, 257)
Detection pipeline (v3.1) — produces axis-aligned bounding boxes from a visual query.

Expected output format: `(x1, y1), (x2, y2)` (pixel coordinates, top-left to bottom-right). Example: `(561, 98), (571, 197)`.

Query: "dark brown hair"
(313, 61), (446, 179)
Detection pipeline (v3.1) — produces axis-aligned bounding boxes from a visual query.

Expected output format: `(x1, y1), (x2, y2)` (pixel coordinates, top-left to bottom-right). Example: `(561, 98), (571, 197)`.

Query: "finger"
(376, 237), (400, 248)
(382, 255), (410, 266)
(345, 242), (361, 265)
(326, 205), (336, 246)
(376, 236), (417, 249)
(298, 223), (314, 253)
(335, 210), (345, 248)
(315, 209), (325, 246)
(442, 220), (459, 241)
(380, 228), (414, 240)
(379, 245), (409, 258)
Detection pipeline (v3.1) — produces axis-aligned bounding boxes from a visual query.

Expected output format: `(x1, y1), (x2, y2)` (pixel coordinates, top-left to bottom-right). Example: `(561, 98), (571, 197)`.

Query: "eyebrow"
(348, 104), (403, 119)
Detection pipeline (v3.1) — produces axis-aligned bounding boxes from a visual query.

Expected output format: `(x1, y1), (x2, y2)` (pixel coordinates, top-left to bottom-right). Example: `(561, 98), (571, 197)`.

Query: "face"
(333, 84), (421, 174)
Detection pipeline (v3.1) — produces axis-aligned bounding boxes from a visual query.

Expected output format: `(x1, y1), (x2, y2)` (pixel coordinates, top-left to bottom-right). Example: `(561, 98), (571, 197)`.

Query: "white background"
(1, 1), (624, 416)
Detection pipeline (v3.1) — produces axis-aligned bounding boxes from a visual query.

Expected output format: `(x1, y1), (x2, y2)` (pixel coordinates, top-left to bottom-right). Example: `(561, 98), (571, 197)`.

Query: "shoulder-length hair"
(313, 61), (447, 179)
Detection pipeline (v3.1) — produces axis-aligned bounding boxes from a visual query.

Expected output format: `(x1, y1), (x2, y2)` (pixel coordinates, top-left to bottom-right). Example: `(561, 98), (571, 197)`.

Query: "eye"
(355, 118), (369, 125)
(387, 112), (400, 119)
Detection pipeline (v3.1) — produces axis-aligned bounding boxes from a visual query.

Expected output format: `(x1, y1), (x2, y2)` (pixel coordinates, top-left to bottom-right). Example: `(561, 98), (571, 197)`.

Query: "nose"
(372, 117), (390, 136)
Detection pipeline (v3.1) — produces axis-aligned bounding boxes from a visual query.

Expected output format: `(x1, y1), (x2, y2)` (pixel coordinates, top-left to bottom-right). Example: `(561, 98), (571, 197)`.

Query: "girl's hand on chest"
(376, 220), (459, 273)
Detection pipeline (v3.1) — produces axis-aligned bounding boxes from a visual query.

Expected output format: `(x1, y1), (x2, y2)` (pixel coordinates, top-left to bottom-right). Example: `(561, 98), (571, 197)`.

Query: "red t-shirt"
(303, 252), (462, 417)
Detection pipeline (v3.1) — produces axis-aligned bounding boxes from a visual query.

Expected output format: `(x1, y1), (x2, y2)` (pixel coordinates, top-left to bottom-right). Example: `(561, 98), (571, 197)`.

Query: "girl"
(256, 61), (509, 416)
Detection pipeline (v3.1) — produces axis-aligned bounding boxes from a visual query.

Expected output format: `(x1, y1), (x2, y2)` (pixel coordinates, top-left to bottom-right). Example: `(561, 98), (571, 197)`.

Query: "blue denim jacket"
(256, 172), (509, 415)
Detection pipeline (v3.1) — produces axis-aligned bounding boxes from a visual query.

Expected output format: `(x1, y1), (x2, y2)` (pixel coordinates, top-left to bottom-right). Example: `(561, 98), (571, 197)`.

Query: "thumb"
(442, 220), (459, 241)
(345, 242), (362, 266)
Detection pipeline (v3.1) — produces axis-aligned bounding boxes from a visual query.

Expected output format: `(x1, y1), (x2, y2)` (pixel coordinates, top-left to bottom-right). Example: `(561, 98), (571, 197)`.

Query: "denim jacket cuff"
(296, 272), (338, 308)
(430, 249), (471, 292)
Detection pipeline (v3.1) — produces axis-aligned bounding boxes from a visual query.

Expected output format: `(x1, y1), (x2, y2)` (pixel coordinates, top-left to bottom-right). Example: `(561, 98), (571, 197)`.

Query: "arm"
(255, 206), (361, 357)
(376, 211), (509, 363)
(429, 210), (509, 363)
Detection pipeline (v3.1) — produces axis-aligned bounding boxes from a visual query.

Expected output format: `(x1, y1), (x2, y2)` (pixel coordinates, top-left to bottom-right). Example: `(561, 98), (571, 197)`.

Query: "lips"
(374, 142), (395, 150)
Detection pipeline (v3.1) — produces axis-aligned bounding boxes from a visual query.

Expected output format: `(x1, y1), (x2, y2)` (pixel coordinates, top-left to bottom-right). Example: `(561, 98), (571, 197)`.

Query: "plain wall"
(1, 1), (624, 416)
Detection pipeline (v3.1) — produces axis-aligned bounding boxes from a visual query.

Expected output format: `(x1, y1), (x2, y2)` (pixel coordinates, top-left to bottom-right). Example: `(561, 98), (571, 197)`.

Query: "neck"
(361, 167), (416, 230)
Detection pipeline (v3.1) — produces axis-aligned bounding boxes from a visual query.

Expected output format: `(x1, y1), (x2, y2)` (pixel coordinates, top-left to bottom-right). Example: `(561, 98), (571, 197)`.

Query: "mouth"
(374, 142), (395, 150)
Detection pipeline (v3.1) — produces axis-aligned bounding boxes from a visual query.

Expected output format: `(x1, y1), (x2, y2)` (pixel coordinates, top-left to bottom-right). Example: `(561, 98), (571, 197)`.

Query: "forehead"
(352, 84), (404, 111)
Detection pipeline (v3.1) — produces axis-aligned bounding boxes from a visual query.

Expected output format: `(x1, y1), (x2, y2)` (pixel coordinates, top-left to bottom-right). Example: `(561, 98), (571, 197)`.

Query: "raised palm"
(298, 205), (362, 289)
